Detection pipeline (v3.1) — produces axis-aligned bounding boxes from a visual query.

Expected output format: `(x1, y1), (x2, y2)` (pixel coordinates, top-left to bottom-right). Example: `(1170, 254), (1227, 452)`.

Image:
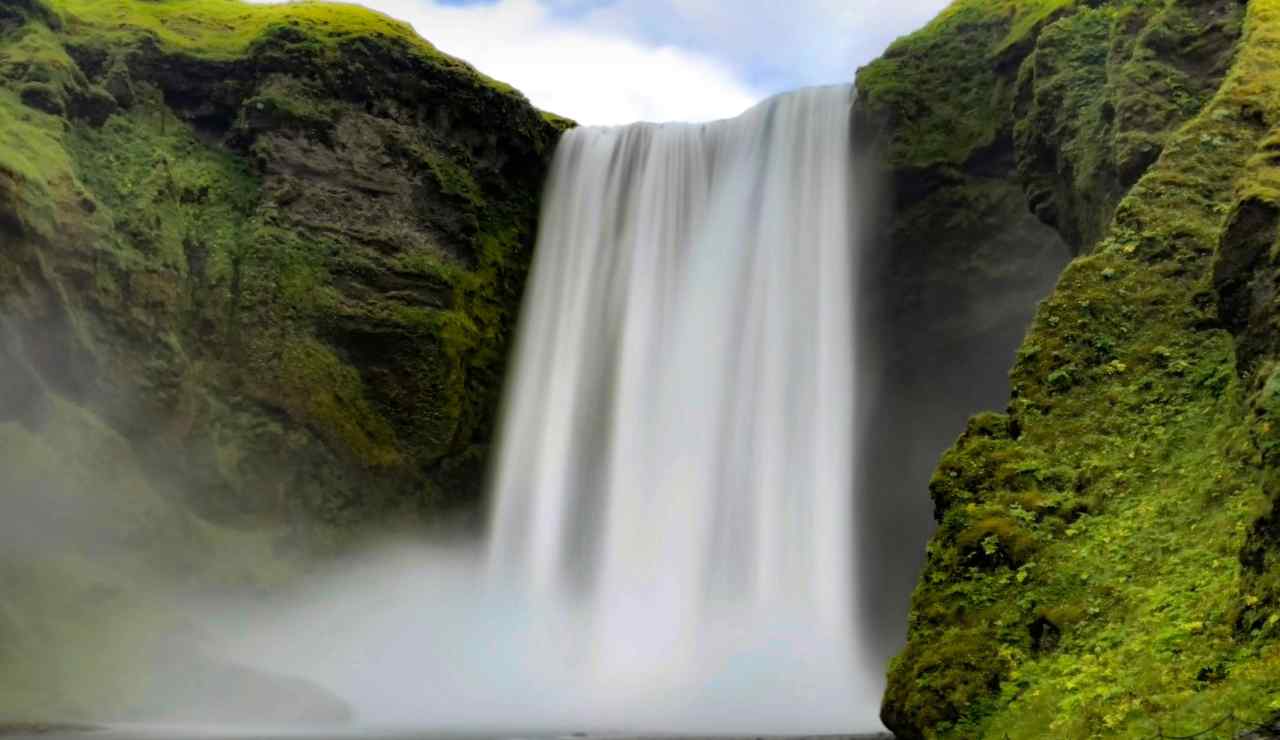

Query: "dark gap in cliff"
(853, 138), (1072, 667)
(1028, 614), (1061, 654)
(1214, 198), (1280, 376)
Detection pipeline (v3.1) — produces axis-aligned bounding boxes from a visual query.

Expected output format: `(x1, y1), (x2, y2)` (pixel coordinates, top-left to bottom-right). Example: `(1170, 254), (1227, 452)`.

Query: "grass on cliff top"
(49, 0), (518, 94)
(856, 0), (1078, 167)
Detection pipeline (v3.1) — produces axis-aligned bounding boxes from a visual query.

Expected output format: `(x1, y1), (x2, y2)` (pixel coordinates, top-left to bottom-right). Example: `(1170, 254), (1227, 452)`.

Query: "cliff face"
(0, 0), (563, 526)
(0, 0), (562, 720)
(861, 0), (1280, 736)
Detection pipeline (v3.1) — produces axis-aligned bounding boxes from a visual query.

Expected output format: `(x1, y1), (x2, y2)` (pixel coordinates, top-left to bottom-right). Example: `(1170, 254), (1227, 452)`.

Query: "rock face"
(0, 0), (564, 721)
(852, 86), (1071, 670)
(862, 0), (1280, 737)
(0, 0), (564, 527)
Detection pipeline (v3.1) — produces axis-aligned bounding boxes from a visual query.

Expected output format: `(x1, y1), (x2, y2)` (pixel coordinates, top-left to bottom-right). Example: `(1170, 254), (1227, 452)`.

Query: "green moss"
(0, 13), (93, 234)
(266, 336), (403, 470)
(238, 76), (340, 144)
(1012, 0), (1243, 249)
(860, 0), (1241, 254)
(0, 90), (74, 237)
(1, 17), (82, 89)
(425, 152), (485, 208)
(855, 2), (1007, 167)
(1012, 6), (1113, 235)
(999, 0), (1075, 55)
(410, 220), (530, 469)
(884, 1), (1280, 736)
(0, 0), (63, 30)
(856, 0), (1098, 167)
(68, 93), (259, 272)
(50, 0), (518, 95)
(540, 110), (577, 131)
(54, 0), (390, 53)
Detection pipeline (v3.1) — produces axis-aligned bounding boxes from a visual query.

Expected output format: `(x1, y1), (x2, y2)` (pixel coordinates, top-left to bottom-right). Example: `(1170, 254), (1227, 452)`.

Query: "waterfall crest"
(487, 84), (877, 730)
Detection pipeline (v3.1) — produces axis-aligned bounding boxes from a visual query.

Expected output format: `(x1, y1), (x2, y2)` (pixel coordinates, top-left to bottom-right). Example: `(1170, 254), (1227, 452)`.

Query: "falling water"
(487, 84), (876, 730)
(202, 85), (880, 736)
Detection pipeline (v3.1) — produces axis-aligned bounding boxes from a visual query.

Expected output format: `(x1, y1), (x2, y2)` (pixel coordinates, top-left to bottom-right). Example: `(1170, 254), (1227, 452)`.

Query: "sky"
(252, 0), (953, 125)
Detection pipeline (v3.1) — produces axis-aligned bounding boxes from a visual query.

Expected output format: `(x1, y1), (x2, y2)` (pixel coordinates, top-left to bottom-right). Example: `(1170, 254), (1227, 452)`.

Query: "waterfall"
(486, 84), (878, 730)
(209, 85), (879, 735)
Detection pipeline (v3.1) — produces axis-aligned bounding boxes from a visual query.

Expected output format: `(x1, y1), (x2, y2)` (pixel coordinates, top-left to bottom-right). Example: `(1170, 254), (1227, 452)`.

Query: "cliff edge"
(0, 0), (563, 720)
(861, 0), (1280, 735)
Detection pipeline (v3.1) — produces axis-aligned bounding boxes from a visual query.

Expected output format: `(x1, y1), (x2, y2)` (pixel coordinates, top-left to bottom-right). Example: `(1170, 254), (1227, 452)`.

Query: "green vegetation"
(68, 92), (258, 270)
(0, 4), (92, 238)
(17, 0), (1279, 733)
(0, 0), (563, 721)
(858, 0), (1241, 249)
(59, 0), (426, 55)
(880, 0), (1280, 736)
(1017, 0), (1243, 248)
(855, 0), (1078, 168)
(52, 0), (518, 93)
(0, 395), (314, 720)
(0, 90), (74, 238)
(0, 0), (558, 518)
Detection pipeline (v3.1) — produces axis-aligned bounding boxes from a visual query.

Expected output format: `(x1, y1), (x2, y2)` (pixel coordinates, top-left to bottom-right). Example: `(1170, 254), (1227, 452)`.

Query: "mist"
(1, 87), (888, 736)
(169, 540), (876, 735)
(197, 86), (883, 736)
(0, 74), (1069, 740)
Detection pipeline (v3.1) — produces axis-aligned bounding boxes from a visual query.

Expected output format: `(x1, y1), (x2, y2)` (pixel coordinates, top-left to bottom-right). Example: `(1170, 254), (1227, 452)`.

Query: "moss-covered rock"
(870, 0), (1280, 736)
(0, 0), (562, 527)
(853, 1), (1076, 663)
(0, 0), (565, 721)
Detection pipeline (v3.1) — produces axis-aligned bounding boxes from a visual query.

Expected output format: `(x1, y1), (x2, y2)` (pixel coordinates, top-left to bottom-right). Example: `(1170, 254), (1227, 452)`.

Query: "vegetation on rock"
(867, 0), (1280, 736)
(0, 0), (563, 720)
(0, 0), (562, 524)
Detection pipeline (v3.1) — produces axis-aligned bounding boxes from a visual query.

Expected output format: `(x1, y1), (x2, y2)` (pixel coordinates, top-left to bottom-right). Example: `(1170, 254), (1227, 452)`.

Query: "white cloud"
(248, 0), (955, 126)
(254, 0), (764, 125)
(572, 0), (953, 90)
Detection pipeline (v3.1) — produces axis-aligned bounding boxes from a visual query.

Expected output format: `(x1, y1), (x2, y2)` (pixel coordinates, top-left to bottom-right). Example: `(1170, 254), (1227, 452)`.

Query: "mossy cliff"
(860, 0), (1280, 736)
(0, 0), (563, 721)
(0, 0), (564, 526)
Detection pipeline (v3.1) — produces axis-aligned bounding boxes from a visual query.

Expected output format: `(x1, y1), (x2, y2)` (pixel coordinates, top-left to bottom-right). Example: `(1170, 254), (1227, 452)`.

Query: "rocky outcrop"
(0, 0), (563, 721)
(861, 0), (1280, 736)
(852, 134), (1071, 670)
(0, 0), (564, 527)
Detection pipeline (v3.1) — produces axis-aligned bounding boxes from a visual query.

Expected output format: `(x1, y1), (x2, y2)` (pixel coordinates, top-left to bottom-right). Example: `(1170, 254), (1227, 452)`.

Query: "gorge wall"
(0, 0), (564, 528)
(7, 0), (1280, 734)
(0, 0), (561, 720)
(860, 0), (1280, 736)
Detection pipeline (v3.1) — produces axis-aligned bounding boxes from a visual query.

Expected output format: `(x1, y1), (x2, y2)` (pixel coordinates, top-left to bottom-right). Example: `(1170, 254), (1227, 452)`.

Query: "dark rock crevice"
(1214, 197), (1280, 374)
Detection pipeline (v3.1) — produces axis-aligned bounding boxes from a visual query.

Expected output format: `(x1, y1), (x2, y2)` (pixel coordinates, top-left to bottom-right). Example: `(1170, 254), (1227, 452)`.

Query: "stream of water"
(485, 85), (875, 730)
(204, 86), (881, 736)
